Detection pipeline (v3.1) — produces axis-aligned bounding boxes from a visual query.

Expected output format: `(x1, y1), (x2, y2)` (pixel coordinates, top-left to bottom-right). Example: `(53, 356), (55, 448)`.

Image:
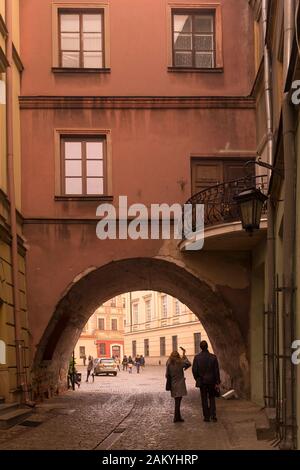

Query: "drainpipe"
(262, 0), (276, 408)
(5, 0), (23, 399)
(281, 0), (296, 450)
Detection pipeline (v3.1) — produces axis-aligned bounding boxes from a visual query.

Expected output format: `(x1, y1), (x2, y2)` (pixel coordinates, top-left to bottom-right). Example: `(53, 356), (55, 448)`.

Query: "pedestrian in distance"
(86, 355), (94, 383)
(128, 355), (134, 373)
(140, 355), (145, 368)
(135, 355), (141, 373)
(192, 340), (221, 422)
(83, 354), (86, 367)
(166, 348), (191, 423)
(122, 355), (128, 371)
(115, 356), (121, 371)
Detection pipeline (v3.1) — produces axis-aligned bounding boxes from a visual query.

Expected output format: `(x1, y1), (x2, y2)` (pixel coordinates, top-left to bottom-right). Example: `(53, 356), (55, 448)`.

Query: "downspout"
(281, 0), (296, 450)
(5, 0), (23, 397)
(262, 0), (276, 408)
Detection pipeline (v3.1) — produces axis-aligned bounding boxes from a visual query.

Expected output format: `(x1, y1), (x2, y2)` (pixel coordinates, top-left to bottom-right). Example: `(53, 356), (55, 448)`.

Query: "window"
(98, 318), (105, 330)
(172, 11), (215, 68)
(174, 299), (180, 316)
(194, 332), (202, 354)
(61, 136), (106, 196)
(172, 335), (178, 352)
(161, 295), (167, 319)
(145, 299), (151, 322)
(59, 10), (104, 68)
(122, 298), (126, 308)
(132, 340), (137, 358)
(111, 319), (118, 331)
(133, 304), (139, 324)
(160, 337), (166, 357)
(79, 346), (85, 358)
(99, 343), (106, 356)
(144, 339), (149, 357)
(110, 298), (116, 307)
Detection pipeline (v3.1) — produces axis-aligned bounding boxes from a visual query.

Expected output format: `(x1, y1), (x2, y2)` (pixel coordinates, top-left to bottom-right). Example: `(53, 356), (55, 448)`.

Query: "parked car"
(93, 358), (118, 376)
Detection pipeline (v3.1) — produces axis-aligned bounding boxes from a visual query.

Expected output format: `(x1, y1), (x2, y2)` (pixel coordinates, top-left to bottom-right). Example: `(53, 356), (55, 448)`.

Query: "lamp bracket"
(245, 157), (283, 176)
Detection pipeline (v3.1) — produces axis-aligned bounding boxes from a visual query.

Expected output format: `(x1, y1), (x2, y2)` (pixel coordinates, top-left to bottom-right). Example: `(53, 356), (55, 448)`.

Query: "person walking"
(86, 355), (94, 383)
(166, 349), (191, 423)
(122, 355), (128, 371)
(135, 355), (141, 373)
(83, 354), (86, 367)
(115, 357), (121, 371)
(192, 340), (221, 422)
(140, 355), (145, 368)
(128, 356), (134, 374)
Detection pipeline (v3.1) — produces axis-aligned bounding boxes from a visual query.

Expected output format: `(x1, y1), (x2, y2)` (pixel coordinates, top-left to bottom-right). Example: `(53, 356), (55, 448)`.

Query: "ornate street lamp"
(234, 187), (268, 233)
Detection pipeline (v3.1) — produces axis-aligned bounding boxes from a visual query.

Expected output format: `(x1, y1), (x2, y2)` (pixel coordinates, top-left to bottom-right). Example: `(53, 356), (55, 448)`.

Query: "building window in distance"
(111, 319), (117, 331)
(99, 343), (106, 356)
(194, 332), (202, 354)
(161, 295), (167, 318)
(160, 337), (166, 357)
(172, 335), (178, 352)
(133, 304), (139, 324)
(98, 318), (105, 330)
(132, 340), (137, 358)
(144, 339), (149, 357)
(79, 346), (85, 358)
(174, 299), (180, 316)
(145, 299), (151, 322)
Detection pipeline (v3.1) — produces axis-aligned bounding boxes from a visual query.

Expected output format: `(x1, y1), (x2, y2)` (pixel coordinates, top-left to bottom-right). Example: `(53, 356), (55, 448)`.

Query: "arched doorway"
(32, 257), (249, 398)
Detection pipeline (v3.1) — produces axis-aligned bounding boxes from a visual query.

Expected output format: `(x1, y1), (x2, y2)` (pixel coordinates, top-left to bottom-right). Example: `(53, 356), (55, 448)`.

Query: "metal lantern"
(234, 187), (268, 233)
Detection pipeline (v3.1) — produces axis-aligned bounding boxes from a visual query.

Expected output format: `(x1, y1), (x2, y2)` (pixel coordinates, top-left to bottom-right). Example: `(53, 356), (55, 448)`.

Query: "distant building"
(124, 291), (211, 364)
(75, 295), (125, 364)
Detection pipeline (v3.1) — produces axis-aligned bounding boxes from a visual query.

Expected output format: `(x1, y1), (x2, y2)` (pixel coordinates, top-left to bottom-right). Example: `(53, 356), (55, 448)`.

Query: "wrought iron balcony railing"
(184, 174), (268, 235)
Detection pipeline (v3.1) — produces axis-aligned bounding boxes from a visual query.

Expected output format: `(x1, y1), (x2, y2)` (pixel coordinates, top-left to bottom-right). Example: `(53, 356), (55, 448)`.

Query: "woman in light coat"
(166, 349), (191, 423)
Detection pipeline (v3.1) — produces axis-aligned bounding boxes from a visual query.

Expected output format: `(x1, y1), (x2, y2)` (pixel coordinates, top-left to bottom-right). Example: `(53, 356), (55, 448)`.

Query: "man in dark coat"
(192, 340), (220, 422)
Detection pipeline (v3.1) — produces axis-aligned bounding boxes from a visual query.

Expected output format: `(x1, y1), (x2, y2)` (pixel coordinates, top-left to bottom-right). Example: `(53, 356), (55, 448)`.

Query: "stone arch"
(33, 257), (249, 397)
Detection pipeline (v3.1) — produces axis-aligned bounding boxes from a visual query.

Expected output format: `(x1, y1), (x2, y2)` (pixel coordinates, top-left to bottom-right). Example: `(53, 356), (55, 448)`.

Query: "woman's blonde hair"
(168, 351), (181, 364)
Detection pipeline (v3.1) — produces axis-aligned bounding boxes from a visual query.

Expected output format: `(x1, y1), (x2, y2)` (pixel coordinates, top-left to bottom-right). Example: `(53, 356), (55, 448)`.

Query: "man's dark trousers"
(200, 384), (216, 420)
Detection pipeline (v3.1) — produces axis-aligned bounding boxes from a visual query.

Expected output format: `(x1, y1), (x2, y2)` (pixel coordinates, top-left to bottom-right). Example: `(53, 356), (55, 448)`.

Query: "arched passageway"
(32, 257), (249, 398)
(33, 258), (249, 395)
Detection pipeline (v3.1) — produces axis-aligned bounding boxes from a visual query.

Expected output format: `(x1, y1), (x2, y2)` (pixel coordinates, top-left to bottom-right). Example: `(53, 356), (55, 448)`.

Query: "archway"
(32, 258), (249, 397)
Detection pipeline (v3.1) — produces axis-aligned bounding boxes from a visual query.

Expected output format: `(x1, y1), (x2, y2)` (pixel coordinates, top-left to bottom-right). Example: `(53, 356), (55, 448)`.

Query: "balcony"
(180, 174), (268, 251)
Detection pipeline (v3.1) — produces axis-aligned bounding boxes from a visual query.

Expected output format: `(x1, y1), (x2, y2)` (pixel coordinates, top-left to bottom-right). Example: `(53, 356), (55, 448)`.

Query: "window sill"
(168, 67), (224, 73)
(52, 67), (111, 74)
(55, 196), (113, 202)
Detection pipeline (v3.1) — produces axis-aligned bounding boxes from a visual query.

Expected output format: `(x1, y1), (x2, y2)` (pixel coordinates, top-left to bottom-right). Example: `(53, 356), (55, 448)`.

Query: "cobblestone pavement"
(0, 366), (275, 450)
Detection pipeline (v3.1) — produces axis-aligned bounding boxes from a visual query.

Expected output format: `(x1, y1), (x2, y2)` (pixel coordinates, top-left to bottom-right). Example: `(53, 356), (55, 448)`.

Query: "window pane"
(174, 33), (192, 50)
(61, 33), (80, 51)
(83, 14), (102, 32)
(86, 141), (103, 159)
(65, 160), (82, 177)
(83, 33), (102, 51)
(62, 52), (80, 68)
(173, 15), (192, 33)
(174, 51), (192, 67)
(60, 14), (80, 32)
(87, 160), (103, 177)
(194, 15), (214, 33)
(65, 142), (82, 159)
(195, 52), (214, 68)
(83, 52), (103, 68)
(87, 178), (104, 194)
(65, 178), (82, 194)
(194, 34), (213, 51)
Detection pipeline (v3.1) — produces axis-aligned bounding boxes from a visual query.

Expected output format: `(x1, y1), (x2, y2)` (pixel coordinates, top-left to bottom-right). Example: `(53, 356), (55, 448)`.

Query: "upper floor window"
(98, 318), (105, 330)
(111, 319), (118, 331)
(133, 304), (139, 325)
(172, 11), (215, 69)
(161, 295), (167, 319)
(145, 299), (151, 322)
(59, 10), (104, 68)
(61, 136), (106, 196)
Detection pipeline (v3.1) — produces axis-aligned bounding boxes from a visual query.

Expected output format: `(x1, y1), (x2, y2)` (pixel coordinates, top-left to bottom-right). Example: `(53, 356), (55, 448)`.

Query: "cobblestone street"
(0, 366), (274, 451)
